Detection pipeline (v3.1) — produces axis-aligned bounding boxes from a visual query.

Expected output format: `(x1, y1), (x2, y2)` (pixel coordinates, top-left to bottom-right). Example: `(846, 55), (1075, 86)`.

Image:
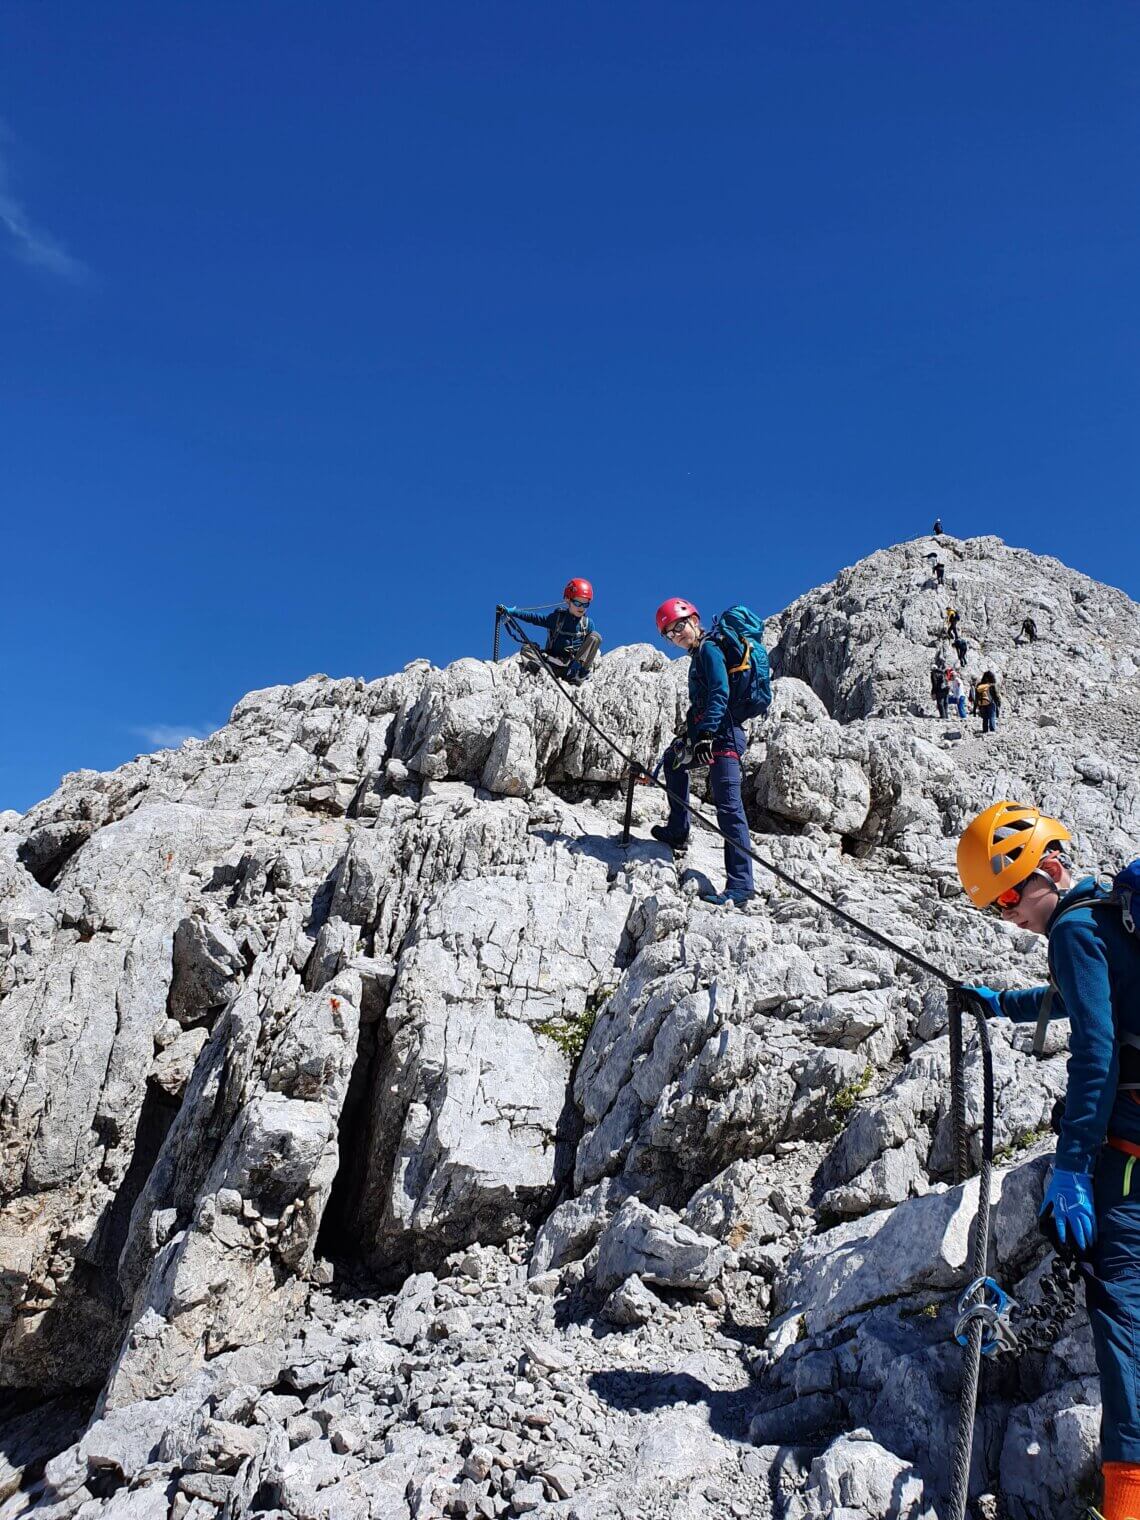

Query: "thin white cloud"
(0, 125), (88, 282)
(133, 724), (215, 750)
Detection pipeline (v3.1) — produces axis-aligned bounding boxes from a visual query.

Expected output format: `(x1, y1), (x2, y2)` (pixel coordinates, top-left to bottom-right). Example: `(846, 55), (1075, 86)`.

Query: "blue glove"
(1039, 1168), (1096, 1254)
(964, 985), (1005, 1018)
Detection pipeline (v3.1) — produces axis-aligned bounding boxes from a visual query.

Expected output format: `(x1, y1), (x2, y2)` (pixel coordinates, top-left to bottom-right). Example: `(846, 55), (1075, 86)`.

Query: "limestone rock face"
(1, 535), (1137, 1519)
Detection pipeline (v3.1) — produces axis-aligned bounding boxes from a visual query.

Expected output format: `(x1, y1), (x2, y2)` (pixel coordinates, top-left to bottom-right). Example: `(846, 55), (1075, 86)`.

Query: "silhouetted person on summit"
(933, 517), (943, 535)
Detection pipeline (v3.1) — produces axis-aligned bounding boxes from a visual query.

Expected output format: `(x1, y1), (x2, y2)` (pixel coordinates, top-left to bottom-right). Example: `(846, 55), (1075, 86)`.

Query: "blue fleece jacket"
(686, 637), (732, 740)
(1000, 878), (1140, 1172)
(508, 607), (594, 659)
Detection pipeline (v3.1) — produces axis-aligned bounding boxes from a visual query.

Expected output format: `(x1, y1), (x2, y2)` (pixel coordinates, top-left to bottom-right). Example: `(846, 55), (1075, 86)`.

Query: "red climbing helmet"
(564, 578), (593, 604)
(655, 597), (699, 636)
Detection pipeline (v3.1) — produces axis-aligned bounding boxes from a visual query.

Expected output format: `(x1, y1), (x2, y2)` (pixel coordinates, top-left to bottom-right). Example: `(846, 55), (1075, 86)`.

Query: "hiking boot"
(650, 825), (689, 850)
(699, 889), (755, 908)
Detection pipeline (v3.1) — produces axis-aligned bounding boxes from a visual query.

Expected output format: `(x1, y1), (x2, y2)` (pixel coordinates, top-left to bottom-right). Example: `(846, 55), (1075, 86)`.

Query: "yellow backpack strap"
(726, 638), (752, 675)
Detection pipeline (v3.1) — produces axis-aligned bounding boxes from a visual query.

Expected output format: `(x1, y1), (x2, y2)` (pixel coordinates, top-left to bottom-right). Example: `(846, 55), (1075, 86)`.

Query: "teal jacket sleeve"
(692, 640), (730, 737)
(507, 610), (556, 631)
(999, 985), (1052, 1023)
(1049, 915), (1119, 1174)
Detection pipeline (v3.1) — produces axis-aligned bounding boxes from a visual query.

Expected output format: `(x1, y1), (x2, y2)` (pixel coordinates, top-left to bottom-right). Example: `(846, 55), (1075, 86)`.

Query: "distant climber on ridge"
(972, 669), (1001, 733)
(1017, 615), (1039, 644)
(930, 660), (949, 720)
(933, 517), (943, 535)
(930, 659), (948, 717)
(947, 667), (967, 720)
(650, 598), (771, 908)
(499, 579), (601, 685)
(959, 803), (1140, 1520)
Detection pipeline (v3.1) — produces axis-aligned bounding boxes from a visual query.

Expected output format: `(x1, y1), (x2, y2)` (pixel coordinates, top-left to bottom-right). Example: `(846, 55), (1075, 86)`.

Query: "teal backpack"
(708, 606), (772, 721)
(1033, 860), (1140, 1072)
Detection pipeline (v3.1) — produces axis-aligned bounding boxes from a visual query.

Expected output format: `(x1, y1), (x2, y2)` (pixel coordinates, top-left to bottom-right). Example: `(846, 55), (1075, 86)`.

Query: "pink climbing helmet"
(655, 597), (699, 636)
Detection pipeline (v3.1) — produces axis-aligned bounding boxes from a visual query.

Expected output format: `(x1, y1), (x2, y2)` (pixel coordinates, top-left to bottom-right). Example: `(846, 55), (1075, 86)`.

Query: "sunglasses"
(991, 861), (1060, 914)
(663, 620), (689, 642)
(568, 598), (590, 609)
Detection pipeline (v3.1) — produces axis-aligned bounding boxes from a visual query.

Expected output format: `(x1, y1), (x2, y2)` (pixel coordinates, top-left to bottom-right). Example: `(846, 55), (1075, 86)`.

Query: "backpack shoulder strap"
(1035, 890), (1109, 1054)
(1037, 886), (1138, 1060)
(1032, 985), (1056, 1057)
(723, 637), (752, 675)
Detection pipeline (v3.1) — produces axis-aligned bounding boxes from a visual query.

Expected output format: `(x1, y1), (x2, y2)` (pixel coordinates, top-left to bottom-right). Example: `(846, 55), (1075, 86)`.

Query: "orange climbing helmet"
(956, 801), (1071, 909)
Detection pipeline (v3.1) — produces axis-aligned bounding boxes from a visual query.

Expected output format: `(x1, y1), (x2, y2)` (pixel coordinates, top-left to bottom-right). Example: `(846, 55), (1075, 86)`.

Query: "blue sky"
(3, 3), (1138, 812)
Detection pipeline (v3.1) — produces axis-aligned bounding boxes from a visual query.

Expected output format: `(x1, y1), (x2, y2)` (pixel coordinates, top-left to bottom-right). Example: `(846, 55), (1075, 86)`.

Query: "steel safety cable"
(502, 612), (999, 1510)
(500, 613), (959, 989)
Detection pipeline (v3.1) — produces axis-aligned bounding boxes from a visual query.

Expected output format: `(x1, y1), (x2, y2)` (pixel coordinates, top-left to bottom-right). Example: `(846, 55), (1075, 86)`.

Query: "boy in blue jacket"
(499, 577), (599, 685)
(958, 800), (1140, 1520)
(651, 596), (753, 907)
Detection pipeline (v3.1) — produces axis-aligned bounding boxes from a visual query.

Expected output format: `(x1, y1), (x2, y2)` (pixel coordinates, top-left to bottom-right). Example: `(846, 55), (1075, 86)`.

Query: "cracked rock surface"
(1, 533), (1138, 1518)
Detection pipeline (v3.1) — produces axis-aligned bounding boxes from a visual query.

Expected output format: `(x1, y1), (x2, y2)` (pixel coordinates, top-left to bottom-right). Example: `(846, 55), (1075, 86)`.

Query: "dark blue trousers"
(1086, 1145), (1140, 1463)
(663, 724), (753, 897)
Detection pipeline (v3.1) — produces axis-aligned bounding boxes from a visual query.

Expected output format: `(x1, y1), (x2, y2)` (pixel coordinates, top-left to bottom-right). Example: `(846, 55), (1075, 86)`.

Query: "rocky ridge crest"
(1, 533), (1138, 1520)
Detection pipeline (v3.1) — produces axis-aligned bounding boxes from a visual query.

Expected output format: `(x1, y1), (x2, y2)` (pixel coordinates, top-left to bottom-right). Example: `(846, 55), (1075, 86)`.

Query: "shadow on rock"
(588, 1368), (751, 1443)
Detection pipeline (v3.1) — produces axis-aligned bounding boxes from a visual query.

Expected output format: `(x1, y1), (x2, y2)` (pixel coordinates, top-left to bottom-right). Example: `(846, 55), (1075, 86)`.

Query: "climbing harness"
(499, 613), (1001, 1517)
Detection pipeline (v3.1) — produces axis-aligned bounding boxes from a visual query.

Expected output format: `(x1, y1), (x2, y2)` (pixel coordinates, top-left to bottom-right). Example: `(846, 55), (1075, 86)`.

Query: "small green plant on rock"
(993, 1125), (1053, 1164)
(536, 983), (615, 1062)
(900, 1301), (941, 1321)
(832, 1063), (874, 1120)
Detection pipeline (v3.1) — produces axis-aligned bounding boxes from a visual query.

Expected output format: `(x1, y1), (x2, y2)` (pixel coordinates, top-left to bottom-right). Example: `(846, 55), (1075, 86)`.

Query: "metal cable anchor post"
(620, 758), (639, 847)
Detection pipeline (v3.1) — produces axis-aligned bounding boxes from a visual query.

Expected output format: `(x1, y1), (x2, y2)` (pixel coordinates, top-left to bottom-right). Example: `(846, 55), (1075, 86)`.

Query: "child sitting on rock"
(499, 579), (601, 685)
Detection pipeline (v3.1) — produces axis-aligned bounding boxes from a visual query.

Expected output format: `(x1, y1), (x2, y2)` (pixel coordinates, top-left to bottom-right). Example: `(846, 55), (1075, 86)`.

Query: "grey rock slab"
(773, 1178), (978, 1335)
(998, 1380), (1101, 1520)
(74, 1487), (171, 1520)
(632, 1408), (733, 1483)
(600, 1275), (661, 1328)
(595, 1200), (729, 1294)
(781, 1431), (936, 1520)
(530, 1179), (632, 1277)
